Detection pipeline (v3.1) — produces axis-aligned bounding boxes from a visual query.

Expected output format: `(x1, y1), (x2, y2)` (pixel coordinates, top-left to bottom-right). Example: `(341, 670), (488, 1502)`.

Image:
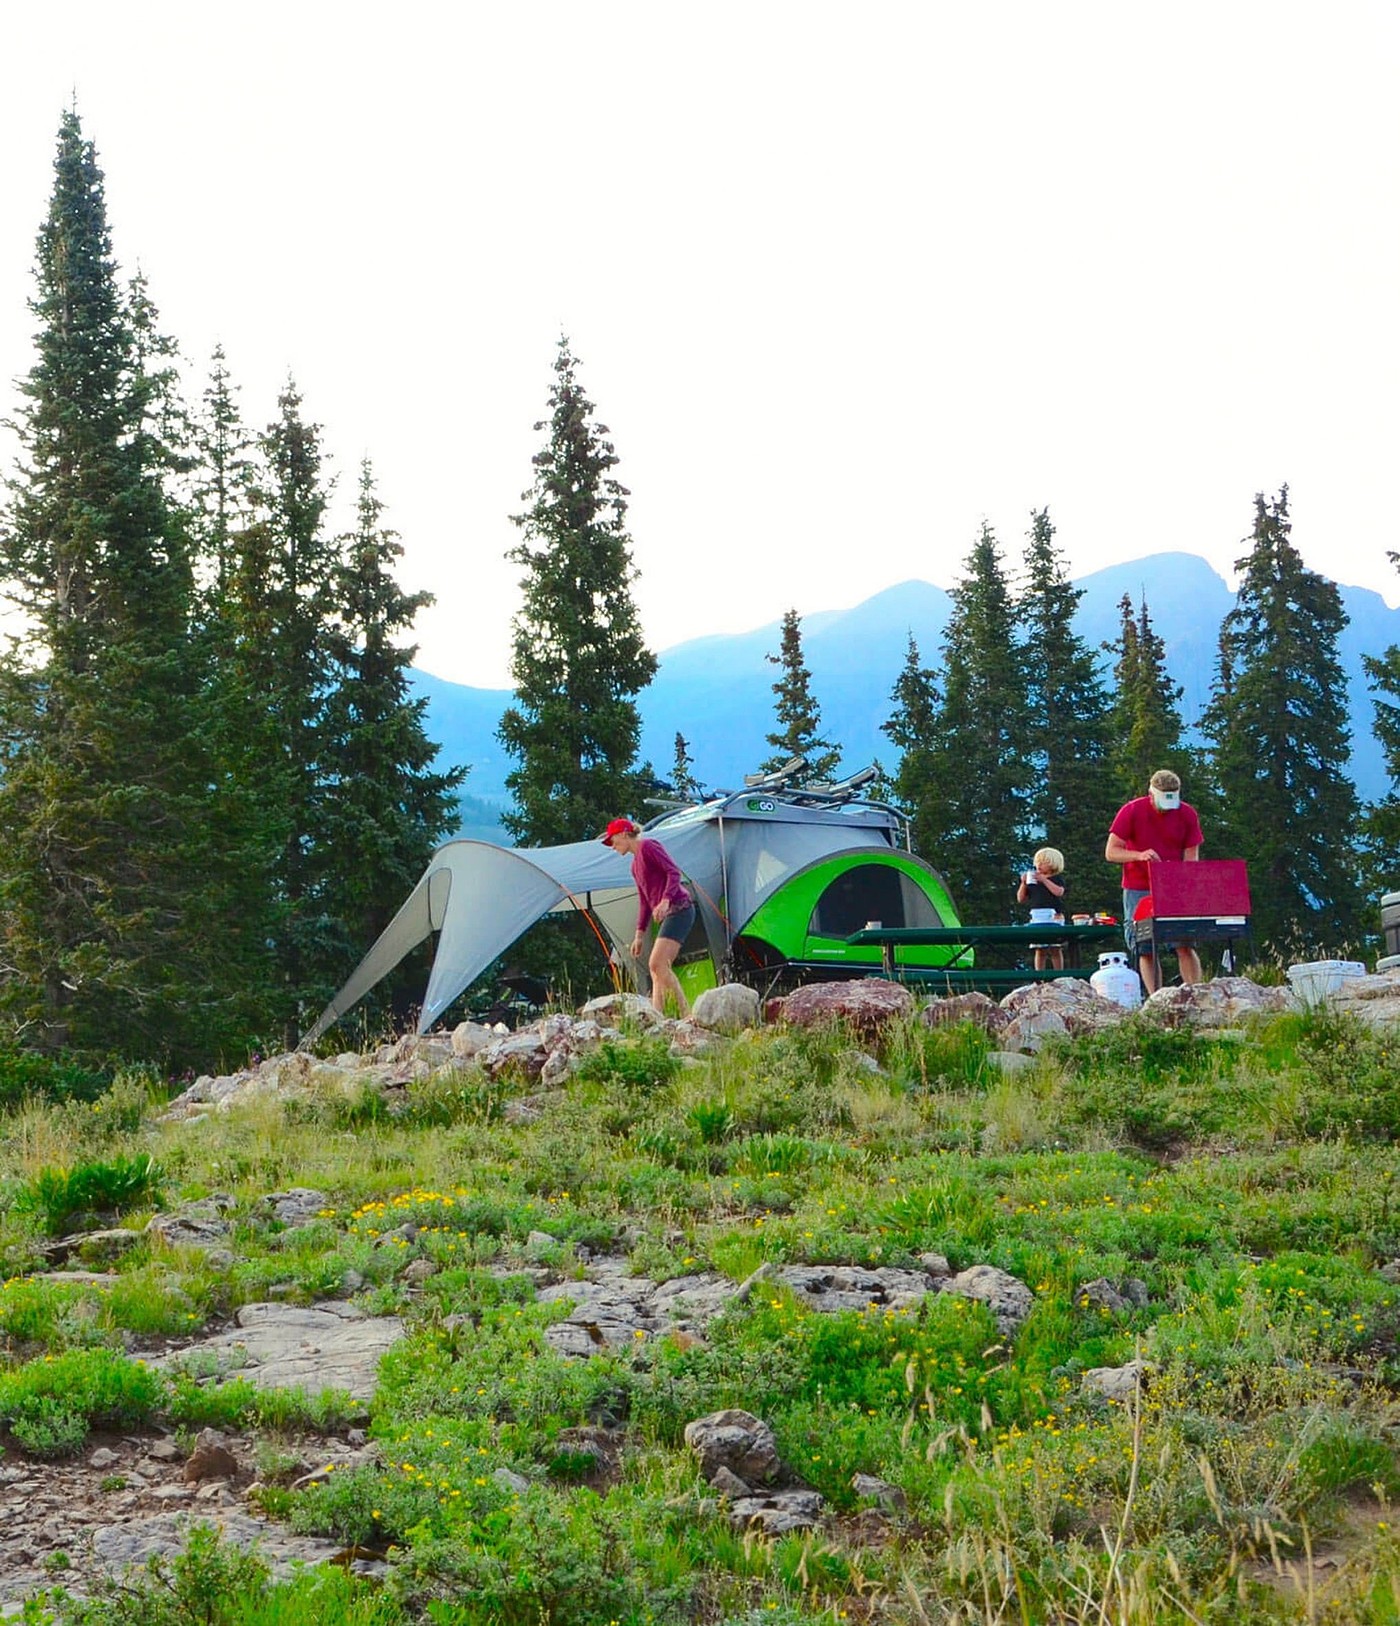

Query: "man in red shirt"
(1105, 768), (1205, 994)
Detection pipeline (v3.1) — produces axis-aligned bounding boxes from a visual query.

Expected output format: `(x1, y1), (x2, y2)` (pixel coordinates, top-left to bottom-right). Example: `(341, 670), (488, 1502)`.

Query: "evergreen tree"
(1106, 593), (1188, 800)
(191, 345), (257, 594)
(0, 112), (263, 1063)
(498, 338), (657, 847)
(314, 461), (465, 1002)
(924, 524), (1033, 925)
(881, 633), (940, 859)
(1361, 549), (1400, 889)
(1018, 509), (1119, 907)
(671, 733), (702, 802)
(249, 382), (340, 1031)
(1200, 487), (1362, 950)
(763, 608), (840, 778)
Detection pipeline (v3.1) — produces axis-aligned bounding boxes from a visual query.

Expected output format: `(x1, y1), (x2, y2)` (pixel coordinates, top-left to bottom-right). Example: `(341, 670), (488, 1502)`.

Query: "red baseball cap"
(600, 817), (638, 844)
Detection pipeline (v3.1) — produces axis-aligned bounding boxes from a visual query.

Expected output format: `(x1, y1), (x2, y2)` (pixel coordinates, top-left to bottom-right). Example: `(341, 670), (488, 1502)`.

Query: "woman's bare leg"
(648, 936), (689, 1016)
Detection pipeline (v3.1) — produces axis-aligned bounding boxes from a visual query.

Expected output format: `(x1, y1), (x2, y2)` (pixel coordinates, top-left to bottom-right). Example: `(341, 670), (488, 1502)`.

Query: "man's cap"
(601, 817), (638, 844)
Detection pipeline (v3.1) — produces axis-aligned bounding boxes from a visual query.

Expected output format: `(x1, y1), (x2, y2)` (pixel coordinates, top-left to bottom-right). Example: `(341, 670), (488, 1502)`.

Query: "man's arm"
(1105, 833), (1160, 865)
(1184, 845), (1200, 861)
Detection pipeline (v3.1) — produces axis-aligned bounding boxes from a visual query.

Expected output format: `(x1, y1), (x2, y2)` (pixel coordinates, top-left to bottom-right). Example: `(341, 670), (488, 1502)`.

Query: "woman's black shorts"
(656, 901), (697, 944)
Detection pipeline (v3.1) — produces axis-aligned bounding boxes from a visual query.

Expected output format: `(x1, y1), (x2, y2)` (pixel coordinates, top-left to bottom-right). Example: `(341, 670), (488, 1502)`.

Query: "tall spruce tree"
(0, 112), (262, 1063)
(249, 382), (340, 1033)
(924, 524), (1033, 925)
(763, 609), (840, 778)
(1018, 509), (1118, 906)
(881, 633), (940, 859)
(1361, 549), (1400, 889)
(498, 338), (657, 846)
(1200, 487), (1362, 950)
(1107, 593), (1188, 800)
(314, 461), (464, 1003)
(671, 733), (702, 801)
(191, 346), (257, 594)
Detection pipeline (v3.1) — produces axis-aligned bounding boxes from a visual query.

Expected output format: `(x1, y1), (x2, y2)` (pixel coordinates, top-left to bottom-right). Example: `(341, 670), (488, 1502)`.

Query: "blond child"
(1017, 847), (1068, 971)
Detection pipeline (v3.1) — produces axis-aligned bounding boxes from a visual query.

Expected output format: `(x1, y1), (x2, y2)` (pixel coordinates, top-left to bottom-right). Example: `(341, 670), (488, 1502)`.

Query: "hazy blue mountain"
(413, 553), (1400, 837)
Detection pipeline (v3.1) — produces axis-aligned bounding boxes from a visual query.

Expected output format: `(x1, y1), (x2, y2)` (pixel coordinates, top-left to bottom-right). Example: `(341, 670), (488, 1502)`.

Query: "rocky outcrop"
(941, 1265), (1035, 1336)
(152, 1301), (404, 1401)
(777, 978), (914, 1039)
(1143, 976), (1290, 1028)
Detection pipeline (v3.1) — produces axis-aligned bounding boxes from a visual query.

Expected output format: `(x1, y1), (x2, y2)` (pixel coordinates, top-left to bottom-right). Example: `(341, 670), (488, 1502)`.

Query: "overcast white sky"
(2, 1), (1397, 688)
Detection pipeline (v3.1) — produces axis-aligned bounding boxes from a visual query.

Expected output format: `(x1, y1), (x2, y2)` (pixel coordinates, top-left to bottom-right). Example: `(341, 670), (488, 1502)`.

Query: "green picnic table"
(842, 922), (1124, 991)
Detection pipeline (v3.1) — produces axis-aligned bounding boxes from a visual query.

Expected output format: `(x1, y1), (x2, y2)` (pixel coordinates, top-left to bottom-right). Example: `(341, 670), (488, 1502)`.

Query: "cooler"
(1384, 891), (1400, 960)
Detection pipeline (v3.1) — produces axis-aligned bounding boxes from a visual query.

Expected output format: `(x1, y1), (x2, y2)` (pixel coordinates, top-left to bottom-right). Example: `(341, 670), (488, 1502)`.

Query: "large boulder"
(683, 1409), (782, 1487)
(920, 992), (1009, 1035)
(1000, 980), (1125, 1035)
(578, 992), (669, 1030)
(691, 983), (762, 1034)
(779, 978), (913, 1039)
(1143, 976), (1290, 1029)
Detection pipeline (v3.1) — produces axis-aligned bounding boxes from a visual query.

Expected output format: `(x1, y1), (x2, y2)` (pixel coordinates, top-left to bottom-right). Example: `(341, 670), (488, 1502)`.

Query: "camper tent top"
(303, 765), (963, 1042)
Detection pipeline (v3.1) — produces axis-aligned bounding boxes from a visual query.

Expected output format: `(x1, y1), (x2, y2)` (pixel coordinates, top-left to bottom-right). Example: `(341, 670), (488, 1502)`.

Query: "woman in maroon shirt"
(601, 818), (696, 1015)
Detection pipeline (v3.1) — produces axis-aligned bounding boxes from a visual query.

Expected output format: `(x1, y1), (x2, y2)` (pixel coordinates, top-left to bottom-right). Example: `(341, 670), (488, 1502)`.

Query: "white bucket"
(1286, 960), (1366, 1003)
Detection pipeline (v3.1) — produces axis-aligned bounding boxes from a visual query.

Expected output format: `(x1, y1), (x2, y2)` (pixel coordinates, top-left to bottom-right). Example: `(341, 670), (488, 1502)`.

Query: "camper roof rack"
(779, 764), (882, 807)
(742, 755), (808, 792)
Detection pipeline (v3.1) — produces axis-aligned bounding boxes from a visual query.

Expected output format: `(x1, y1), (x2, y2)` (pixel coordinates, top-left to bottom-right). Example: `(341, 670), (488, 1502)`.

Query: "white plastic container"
(1028, 907), (1058, 924)
(1286, 960), (1367, 1003)
(1091, 952), (1142, 1009)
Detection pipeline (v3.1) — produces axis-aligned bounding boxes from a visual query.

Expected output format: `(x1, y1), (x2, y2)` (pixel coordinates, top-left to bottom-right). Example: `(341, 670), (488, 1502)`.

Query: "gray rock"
(709, 1466), (753, 1498)
(691, 983), (761, 1034)
(1082, 1359), (1147, 1403)
(920, 991), (1008, 1034)
(852, 1473), (907, 1512)
(90, 1511), (338, 1580)
(1075, 1278), (1131, 1315)
(773, 1264), (933, 1314)
(1143, 977), (1290, 1030)
(578, 992), (667, 1030)
(400, 1258), (437, 1284)
(986, 1049), (1037, 1074)
(261, 1188), (332, 1227)
(152, 1301), (403, 1401)
(1000, 1010), (1069, 1053)
(942, 1265), (1034, 1336)
(918, 1253), (952, 1281)
(89, 1447), (121, 1470)
(145, 1205), (233, 1249)
(492, 1467), (530, 1494)
(683, 1409), (782, 1487)
(450, 1021), (495, 1057)
(728, 1488), (824, 1534)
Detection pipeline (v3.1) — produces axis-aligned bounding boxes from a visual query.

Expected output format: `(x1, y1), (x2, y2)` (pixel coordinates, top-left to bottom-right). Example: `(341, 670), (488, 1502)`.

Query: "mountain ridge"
(414, 553), (1399, 824)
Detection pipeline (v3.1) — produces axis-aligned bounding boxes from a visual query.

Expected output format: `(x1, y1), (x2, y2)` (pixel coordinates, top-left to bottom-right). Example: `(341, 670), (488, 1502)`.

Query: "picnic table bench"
(842, 922), (1124, 994)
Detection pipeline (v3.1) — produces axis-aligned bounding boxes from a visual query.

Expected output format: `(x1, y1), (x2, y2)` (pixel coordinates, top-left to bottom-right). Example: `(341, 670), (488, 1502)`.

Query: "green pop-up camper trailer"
(303, 760), (966, 1042)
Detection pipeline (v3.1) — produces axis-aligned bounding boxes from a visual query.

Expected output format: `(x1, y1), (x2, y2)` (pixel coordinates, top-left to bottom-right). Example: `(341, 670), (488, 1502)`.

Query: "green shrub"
(0, 1348), (162, 1453)
(0, 1046), (111, 1113)
(17, 1154), (163, 1235)
(573, 1038), (680, 1091)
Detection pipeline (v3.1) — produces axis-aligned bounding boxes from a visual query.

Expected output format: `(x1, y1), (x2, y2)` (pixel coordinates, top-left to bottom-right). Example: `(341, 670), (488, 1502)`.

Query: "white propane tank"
(1090, 951), (1142, 1009)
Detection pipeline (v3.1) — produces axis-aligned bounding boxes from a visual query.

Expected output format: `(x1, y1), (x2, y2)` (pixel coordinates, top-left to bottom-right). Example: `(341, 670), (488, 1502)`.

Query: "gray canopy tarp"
(302, 798), (904, 1042)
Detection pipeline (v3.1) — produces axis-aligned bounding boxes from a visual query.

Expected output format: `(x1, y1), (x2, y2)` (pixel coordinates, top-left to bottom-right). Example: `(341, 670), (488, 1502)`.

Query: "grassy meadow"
(1, 1003), (1400, 1623)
